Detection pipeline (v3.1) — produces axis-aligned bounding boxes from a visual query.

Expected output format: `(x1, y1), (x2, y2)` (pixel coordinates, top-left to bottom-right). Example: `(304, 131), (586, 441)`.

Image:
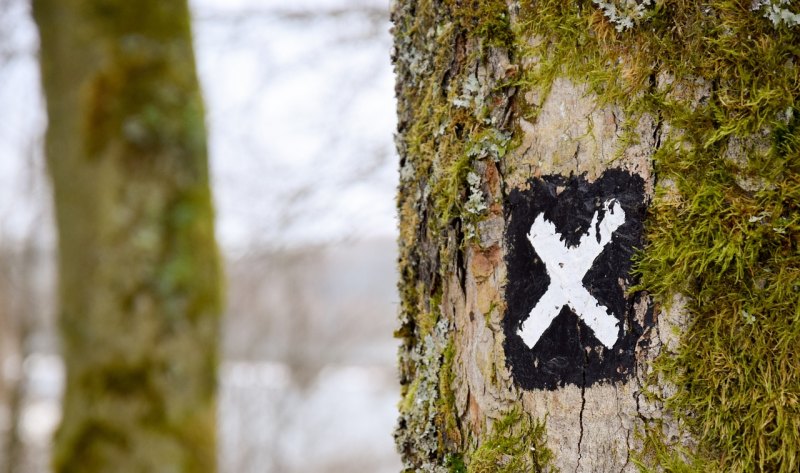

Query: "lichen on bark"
(393, 0), (557, 471)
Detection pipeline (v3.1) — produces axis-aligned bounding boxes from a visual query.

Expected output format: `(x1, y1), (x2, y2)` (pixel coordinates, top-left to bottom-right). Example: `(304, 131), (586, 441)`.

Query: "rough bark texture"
(394, 1), (800, 472)
(33, 1), (221, 471)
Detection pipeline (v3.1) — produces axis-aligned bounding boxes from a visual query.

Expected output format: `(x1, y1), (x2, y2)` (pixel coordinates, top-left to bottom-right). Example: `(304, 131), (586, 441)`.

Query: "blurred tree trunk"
(390, 1), (800, 471)
(33, 1), (222, 472)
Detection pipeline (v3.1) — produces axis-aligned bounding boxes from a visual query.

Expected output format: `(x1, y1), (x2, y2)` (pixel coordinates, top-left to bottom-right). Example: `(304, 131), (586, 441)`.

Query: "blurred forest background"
(0, 0), (401, 471)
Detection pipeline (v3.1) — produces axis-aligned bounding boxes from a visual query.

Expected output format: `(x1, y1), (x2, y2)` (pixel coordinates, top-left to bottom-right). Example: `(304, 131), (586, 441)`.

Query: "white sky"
(0, 0), (398, 250)
(0, 0), (48, 246)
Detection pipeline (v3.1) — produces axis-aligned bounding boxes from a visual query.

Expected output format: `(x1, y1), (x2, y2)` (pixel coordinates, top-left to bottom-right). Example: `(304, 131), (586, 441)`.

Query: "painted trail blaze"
(503, 169), (652, 390)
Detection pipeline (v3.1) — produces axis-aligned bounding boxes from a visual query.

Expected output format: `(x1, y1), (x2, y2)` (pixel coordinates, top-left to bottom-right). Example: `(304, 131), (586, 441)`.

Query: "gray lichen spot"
(591, 0), (654, 32)
(465, 172), (488, 216)
(752, 0), (800, 27)
(395, 319), (452, 473)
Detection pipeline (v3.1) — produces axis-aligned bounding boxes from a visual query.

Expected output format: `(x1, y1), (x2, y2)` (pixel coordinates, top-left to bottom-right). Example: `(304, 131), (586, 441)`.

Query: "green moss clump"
(468, 408), (555, 473)
(445, 0), (514, 49)
(437, 339), (461, 449)
(400, 377), (422, 414)
(433, 129), (511, 243)
(633, 127), (800, 472)
(446, 453), (468, 473)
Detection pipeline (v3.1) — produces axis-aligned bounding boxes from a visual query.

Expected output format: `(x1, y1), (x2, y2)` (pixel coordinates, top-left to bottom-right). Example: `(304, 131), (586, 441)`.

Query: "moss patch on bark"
(468, 408), (555, 473)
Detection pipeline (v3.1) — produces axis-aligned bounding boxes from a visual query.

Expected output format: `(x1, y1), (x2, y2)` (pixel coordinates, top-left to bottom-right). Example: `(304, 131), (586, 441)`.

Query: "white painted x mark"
(518, 199), (625, 350)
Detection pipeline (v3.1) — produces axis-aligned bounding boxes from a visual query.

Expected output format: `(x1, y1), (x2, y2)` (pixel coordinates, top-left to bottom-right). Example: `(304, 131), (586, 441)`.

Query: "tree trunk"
(33, 1), (222, 472)
(393, 1), (800, 472)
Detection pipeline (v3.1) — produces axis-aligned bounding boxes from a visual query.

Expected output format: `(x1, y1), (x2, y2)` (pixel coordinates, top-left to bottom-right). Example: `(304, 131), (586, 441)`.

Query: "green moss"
(420, 287), (444, 338)
(445, 0), (514, 49)
(633, 141), (800, 472)
(633, 422), (710, 473)
(433, 129), (511, 243)
(437, 339), (461, 449)
(400, 377), (422, 414)
(446, 453), (468, 473)
(468, 408), (555, 472)
(484, 301), (497, 327)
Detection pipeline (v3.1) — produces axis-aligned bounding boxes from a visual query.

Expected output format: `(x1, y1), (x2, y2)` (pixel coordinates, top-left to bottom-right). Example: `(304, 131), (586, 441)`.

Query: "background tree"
(1, 0), (402, 471)
(393, 1), (800, 472)
(33, 1), (222, 471)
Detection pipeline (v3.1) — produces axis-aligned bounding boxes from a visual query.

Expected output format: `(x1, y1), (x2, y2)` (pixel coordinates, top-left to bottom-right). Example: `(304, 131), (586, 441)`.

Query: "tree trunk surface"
(33, 1), (221, 471)
(393, 1), (800, 472)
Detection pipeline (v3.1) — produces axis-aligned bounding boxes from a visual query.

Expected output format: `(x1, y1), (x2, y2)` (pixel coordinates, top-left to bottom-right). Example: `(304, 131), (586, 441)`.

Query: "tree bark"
(33, 1), (221, 471)
(393, 1), (799, 472)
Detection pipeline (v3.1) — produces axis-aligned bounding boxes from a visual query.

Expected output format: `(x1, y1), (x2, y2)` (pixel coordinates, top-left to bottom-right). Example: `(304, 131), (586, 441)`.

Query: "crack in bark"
(496, 154), (509, 205)
(500, 86), (517, 129)
(649, 70), (664, 155)
(454, 223), (468, 294)
(576, 320), (587, 473)
(616, 383), (632, 472)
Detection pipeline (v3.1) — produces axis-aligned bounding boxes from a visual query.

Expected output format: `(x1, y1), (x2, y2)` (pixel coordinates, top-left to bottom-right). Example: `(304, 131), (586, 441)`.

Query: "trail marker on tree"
(504, 170), (652, 390)
(519, 199), (625, 350)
